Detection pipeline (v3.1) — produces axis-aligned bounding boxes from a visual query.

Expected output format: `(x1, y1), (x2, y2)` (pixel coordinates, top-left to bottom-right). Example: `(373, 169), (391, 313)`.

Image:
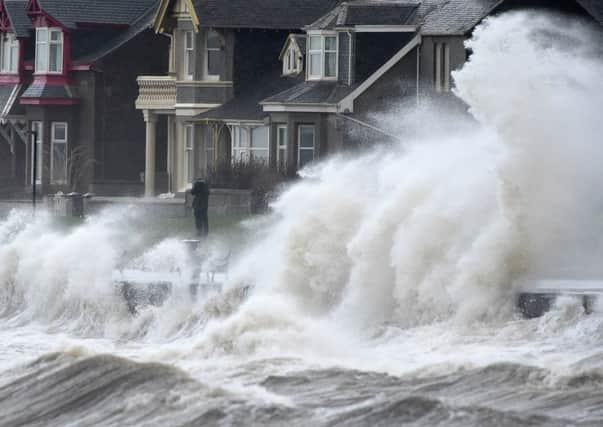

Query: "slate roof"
(75, 4), (158, 63)
(261, 81), (356, 105)
(417, 0), (499, 35)
(21, 83), (77, 100)
(308, 1), (420, 30)
(417, 0), (602, 35)
(191, 0), (339, 29)
(37, 0), (158, 28)
(4, 0), (31, 37)
(195, 72), (302, 122)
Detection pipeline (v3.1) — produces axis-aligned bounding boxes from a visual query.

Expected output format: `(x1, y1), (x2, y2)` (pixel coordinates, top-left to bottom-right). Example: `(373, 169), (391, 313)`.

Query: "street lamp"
(27, 129), (38, 216)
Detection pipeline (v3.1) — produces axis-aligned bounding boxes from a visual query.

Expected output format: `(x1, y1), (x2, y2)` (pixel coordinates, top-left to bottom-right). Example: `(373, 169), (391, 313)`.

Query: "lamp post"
(27, 129), (38, 216)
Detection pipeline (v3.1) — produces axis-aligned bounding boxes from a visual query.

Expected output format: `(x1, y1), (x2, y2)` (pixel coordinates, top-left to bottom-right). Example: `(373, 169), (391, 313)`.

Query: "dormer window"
(308, 34), (337, 80)
(35, 28), (63, 74)
(0, 33), (18, 73)
(282, 46), (301, 75)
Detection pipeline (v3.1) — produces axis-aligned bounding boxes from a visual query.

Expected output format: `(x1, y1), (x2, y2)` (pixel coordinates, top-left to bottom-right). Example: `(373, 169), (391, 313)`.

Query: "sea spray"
(0, 11), (601, 354)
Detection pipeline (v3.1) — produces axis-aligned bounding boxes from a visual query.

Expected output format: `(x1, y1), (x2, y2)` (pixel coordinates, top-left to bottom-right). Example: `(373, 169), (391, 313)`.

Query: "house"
(260, 0), (603, 176)
(0, 0), (168, 196)
(136, 0), (339, 196)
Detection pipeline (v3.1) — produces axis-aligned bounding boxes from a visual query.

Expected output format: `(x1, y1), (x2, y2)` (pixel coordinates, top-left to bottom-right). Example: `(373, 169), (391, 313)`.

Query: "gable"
(153, 0), (199, 33)
(279, 35), (304, 60)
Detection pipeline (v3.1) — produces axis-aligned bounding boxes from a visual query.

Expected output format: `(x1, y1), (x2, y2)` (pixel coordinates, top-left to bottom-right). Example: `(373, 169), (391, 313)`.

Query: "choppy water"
(1, 11), (603, 427)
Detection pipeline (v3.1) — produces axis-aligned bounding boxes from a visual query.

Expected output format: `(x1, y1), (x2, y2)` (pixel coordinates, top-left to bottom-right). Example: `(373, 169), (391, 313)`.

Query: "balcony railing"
(135, 76), (176, 110)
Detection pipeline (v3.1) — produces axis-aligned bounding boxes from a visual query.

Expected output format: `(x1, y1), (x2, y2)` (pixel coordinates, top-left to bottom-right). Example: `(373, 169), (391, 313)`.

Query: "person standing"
(191, 179), (210, 236)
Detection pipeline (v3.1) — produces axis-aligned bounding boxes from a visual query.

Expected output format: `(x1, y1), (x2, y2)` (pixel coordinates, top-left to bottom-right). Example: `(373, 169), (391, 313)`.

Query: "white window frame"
(31, 121), (43, 184)
(205, 29), (221, 81)
(50, 122), (67, 185)
(282, 46), (301, 76)
(35, 27), (63, 74)
(434, 42), (451, 93)
(229, 125), (269, 164)
(297, 125), (315, 168)
(307, 33), (337, 80)
(184, 124), (194, 187)
(276, 124), (287, 172)
(0, 33), (19, 74)
(183, 30), (194, 80)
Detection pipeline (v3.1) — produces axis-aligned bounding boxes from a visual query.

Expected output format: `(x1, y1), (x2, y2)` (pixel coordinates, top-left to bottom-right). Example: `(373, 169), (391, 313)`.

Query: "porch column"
(143, 110), (157, 197)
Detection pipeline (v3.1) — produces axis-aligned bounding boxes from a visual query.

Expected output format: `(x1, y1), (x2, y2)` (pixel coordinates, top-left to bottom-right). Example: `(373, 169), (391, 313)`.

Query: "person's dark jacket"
(191, 181), (210, 211)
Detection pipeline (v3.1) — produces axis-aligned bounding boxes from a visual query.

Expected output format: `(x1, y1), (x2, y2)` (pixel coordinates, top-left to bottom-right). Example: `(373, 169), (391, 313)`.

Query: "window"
(184, 124), (194, 185)
(276, 125), (287, 172)
(308, 34), (337, 79)
(282, 46), (301, 75)
(298, 125), (315, 169)
(230, 125), (269, 164)
(35, 28), (63, 74)
(50, 122), (67, 184)
(31, 121), (42, 184)
(250, 127), (269, 163)
(434, 42), (450, 93)
(206, 29), (222, 79)
(1, 33), (18, 73)
(203, 125), (214, 172)
(184, 31), (194, 80)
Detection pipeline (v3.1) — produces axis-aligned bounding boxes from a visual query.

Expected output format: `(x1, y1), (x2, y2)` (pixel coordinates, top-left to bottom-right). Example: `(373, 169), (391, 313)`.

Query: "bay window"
(276, 125), (287, 172)
(184, 30), (194, 79)
(298, 125), (315, 168)
(35, 28), (63, 74)
(230, 125), (269, 164)
(308, 34), (337, 80)
(51, 122), (67, 184)
(1, 33), (18, 73)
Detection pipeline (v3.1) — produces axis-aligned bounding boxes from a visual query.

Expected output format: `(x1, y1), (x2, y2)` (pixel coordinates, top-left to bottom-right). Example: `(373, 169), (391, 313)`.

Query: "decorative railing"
(135, 76), (176, 110)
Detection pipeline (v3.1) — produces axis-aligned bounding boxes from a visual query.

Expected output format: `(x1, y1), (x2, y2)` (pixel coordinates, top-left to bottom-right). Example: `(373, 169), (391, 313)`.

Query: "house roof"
(190, 0), (340, 29)
(417, 0), (603, 35)
(417, 0), (499, 35)
(261, 81), (356, 105)
(308, 1), (420, 30)
(195, 73), (302, 122)
(75, 4), (158, 64)
(37, 0), (159, 28)
(4, 0), (31, 37)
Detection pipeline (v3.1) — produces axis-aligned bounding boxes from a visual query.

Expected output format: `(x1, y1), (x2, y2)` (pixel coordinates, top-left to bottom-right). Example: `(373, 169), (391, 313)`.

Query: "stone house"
(0, 0), (168, 196)
(137, 0), (338, 196)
